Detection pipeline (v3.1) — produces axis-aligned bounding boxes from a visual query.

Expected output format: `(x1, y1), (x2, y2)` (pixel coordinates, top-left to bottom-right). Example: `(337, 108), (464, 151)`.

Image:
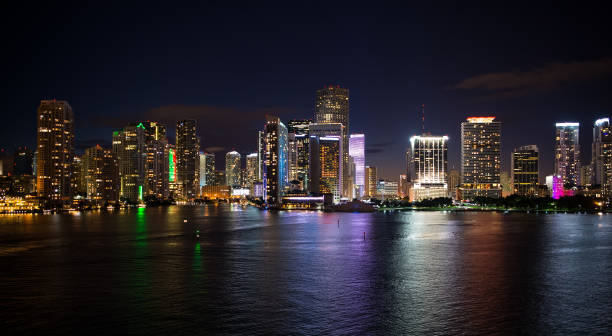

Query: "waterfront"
(1, 205), (612, 334)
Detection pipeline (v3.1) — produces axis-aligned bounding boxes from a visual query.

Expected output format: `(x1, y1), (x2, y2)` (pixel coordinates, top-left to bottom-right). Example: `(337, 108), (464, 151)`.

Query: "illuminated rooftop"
(467, 117), (495, 123)
(595, 118), (609, 126)
(556, 122), (579, 127)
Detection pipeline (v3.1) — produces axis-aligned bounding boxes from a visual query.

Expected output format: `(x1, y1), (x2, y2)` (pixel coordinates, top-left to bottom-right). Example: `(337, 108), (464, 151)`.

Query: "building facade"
(36, 100), (74, 203)
(459, 117), (502, 199)
(511, 145), (539, 196)
(112, 124), (145, 202)
(309, 135), (343, 203)
(554, 122), (580, 189)
(225, 151), (242, 187)
(176, 120), (200, 199)
(349, 134), (365, 198)
(407, 135), (448, 201)
(365, 166), (378, 198)
(591, 118), (612, 198)
(263, 115), (288, 206)
(245, 153), (259, 187)
(287, 119), (311, 190)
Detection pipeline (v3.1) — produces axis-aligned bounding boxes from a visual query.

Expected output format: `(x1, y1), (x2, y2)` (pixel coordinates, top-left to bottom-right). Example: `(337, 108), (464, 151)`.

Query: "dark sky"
(2, 2), (611, 180)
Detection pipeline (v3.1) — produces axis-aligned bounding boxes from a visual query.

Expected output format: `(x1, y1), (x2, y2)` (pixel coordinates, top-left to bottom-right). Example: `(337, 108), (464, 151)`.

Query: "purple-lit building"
(349, 134), (365, 198)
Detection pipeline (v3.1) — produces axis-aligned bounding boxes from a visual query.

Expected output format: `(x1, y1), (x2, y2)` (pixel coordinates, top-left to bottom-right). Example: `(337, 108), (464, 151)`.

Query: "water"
(1, 205), (611, 335)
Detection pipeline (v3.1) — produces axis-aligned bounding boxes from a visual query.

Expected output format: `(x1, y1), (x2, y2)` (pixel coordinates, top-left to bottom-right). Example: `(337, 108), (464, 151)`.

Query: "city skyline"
(2, 3), (611, 180)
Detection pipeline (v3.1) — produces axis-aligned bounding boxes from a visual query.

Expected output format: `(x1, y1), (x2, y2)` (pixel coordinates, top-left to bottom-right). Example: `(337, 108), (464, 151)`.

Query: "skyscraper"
(82, 145), (119, 203)
(176, 120), (200, 199)
(36, 100), (74, 203)
(225, 151), (241, 187)
(511, 145), (539, 196)
(365, 166), (378, 198)
(448, 169), (460, 198)
(554, 122), (580, 189)
(309, 135), (343, 203)
(203, 153), (216, 186)
(263, 115), (288, 206)
(13, 147), (33, 176)
(459, 117), (502, 199)
(245, 153), (259, 187)
(591, 118), (611, 197)
(112, 124), (145, 202)
(257, 131), (265, 181)
(144, 138), (169, 199)
(287, 119), (311, 189)
(349, 134), (365, 198)
(199, 152), (206, 187)
(407, 135), (448, 201)
(314, 86), (350, 197)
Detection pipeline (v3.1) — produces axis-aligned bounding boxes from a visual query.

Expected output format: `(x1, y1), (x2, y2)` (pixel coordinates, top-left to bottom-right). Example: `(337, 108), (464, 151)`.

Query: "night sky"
(2, 2), (611, 179)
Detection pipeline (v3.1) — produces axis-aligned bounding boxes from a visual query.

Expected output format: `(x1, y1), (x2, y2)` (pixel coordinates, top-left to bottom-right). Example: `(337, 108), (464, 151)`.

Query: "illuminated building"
(168, 145), (177, 183)
(459, 117), (502, 199)
(144, 138), (169, 199)
(176, 120), (200, 200)
(377, 180), (399, 200)
(288, 119), (311, 190)
(199, 152), (206, 187)
(580, 164), (593, 187)
(203, 153), (216, 186)
(448, 169), (460, 199)
(131, 121), (166, 142)
(314, 86), (350, 197)
(511, 145), (539, 196)
(225, 151), (241, 187)
(349, 134), (365, 198)
(591, 118), (612, 197)
(407, 135), (448, 201)
(554, 122), (580, 189)
(0, 149), (13, 176)
(214, 170), (225, 186)
(365, 166), (378, 198)
(112, 124), (145, 202)
(552, 175), (564, 199)
(71, 155), (85, 196)
(200, 185), (231, 199)
(500, 171), (512, 197)
(82, 145), (119, 202)
(263, 115), (288, 206)
(36, 100), (74, 203)
(309, 135), (342, 203)
(14, 147), (33, 176)
(257, 131), (265, 181)
(245, 153), (259, 187)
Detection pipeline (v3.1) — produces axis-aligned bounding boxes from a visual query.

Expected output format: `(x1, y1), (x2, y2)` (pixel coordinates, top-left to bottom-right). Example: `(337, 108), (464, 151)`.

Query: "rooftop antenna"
(420, 104), (425, 134)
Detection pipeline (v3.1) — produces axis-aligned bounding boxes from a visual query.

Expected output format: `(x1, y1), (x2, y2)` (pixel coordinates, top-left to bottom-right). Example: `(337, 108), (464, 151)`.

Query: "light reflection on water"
(1, 207), (611, 334)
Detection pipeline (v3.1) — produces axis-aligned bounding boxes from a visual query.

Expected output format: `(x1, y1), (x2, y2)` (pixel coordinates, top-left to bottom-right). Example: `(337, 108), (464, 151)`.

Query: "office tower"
(168, 145), (177, 184)
(144, 138), (169, 199)
(314, 86), (350, 197)
(459, 117), (502, 199)
(0, 149), (13, 176)
(448, 169), (460, 198)
(580, 164), (593, 187)
(82, 145), (119, 202)
(377, 180), (399, 200)
(132, 121), (166, 142)
(257, 131), (265, 181)
(263, 115), (288, 206)
(13, 147), (33, 176)
(72, 155), (85, 196)
(349, 134), (365, 198)
(246, 153), (259, 187)
(407, 135), (448, 201)
(288, 119), (311, 189)
(511, 145), (539, 196)
(199, 152), (206, 187)
(309, 135), (343, 203)
(225, 151), (241, 187)
(112, 124), (145, 202)
(36, 100), (74, 202)
(365, 166), (378, 198)
(591, 118), (612, 197)
(554, 122), (580, 189)
(500, 171), (512, 197)
(203, 153), (216, 186)
(176, 120), (200, 199)
(214, 170), (225, 186)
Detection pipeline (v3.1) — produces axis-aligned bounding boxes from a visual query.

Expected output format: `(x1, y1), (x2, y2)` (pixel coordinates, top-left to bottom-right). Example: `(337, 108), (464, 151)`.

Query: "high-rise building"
(314, 86), (350, 197)
(176, 120), (200, 199)
(144, 138), (169, 199)
(245, 153), (259, 187)
(214, 170), (225, 187)
(13, 147), (33, 176)
(0, 148), (13, 176)
(82, 145), (119, 202)
(459, 117), (502, 199)
(591, 118), (612, 197)
(288, 119), (311, 189)
(72, 155), (85, 196)
(349, 134), (365, 198)
(365, 166), (378, 198)
(36, 100), (74, 203)
(554, 122), (580, 189)
(257, 131), (265, 181)
(448, 169), (460, 199)
(309, 135), (343, 203)
(112, 124), (145, 202)
(263, 115), (288, 206)
(377, 180), (399, 200)
(133, 121), (166, 142)
(407, 135), (448, 201)
(580, 164), (593, 187)
(203, 153), (216, 186)
(511, 145), (539, 196)
(500, 171), (512, 197)
(199, 152), (206, 187)
(225, 151), (241, 187)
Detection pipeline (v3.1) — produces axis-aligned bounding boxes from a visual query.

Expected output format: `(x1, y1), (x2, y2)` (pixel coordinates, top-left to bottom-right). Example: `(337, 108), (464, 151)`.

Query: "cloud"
(451, 58), (612, 100)
(366, 141), (393, 155)
(74, 138), (110, 151)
